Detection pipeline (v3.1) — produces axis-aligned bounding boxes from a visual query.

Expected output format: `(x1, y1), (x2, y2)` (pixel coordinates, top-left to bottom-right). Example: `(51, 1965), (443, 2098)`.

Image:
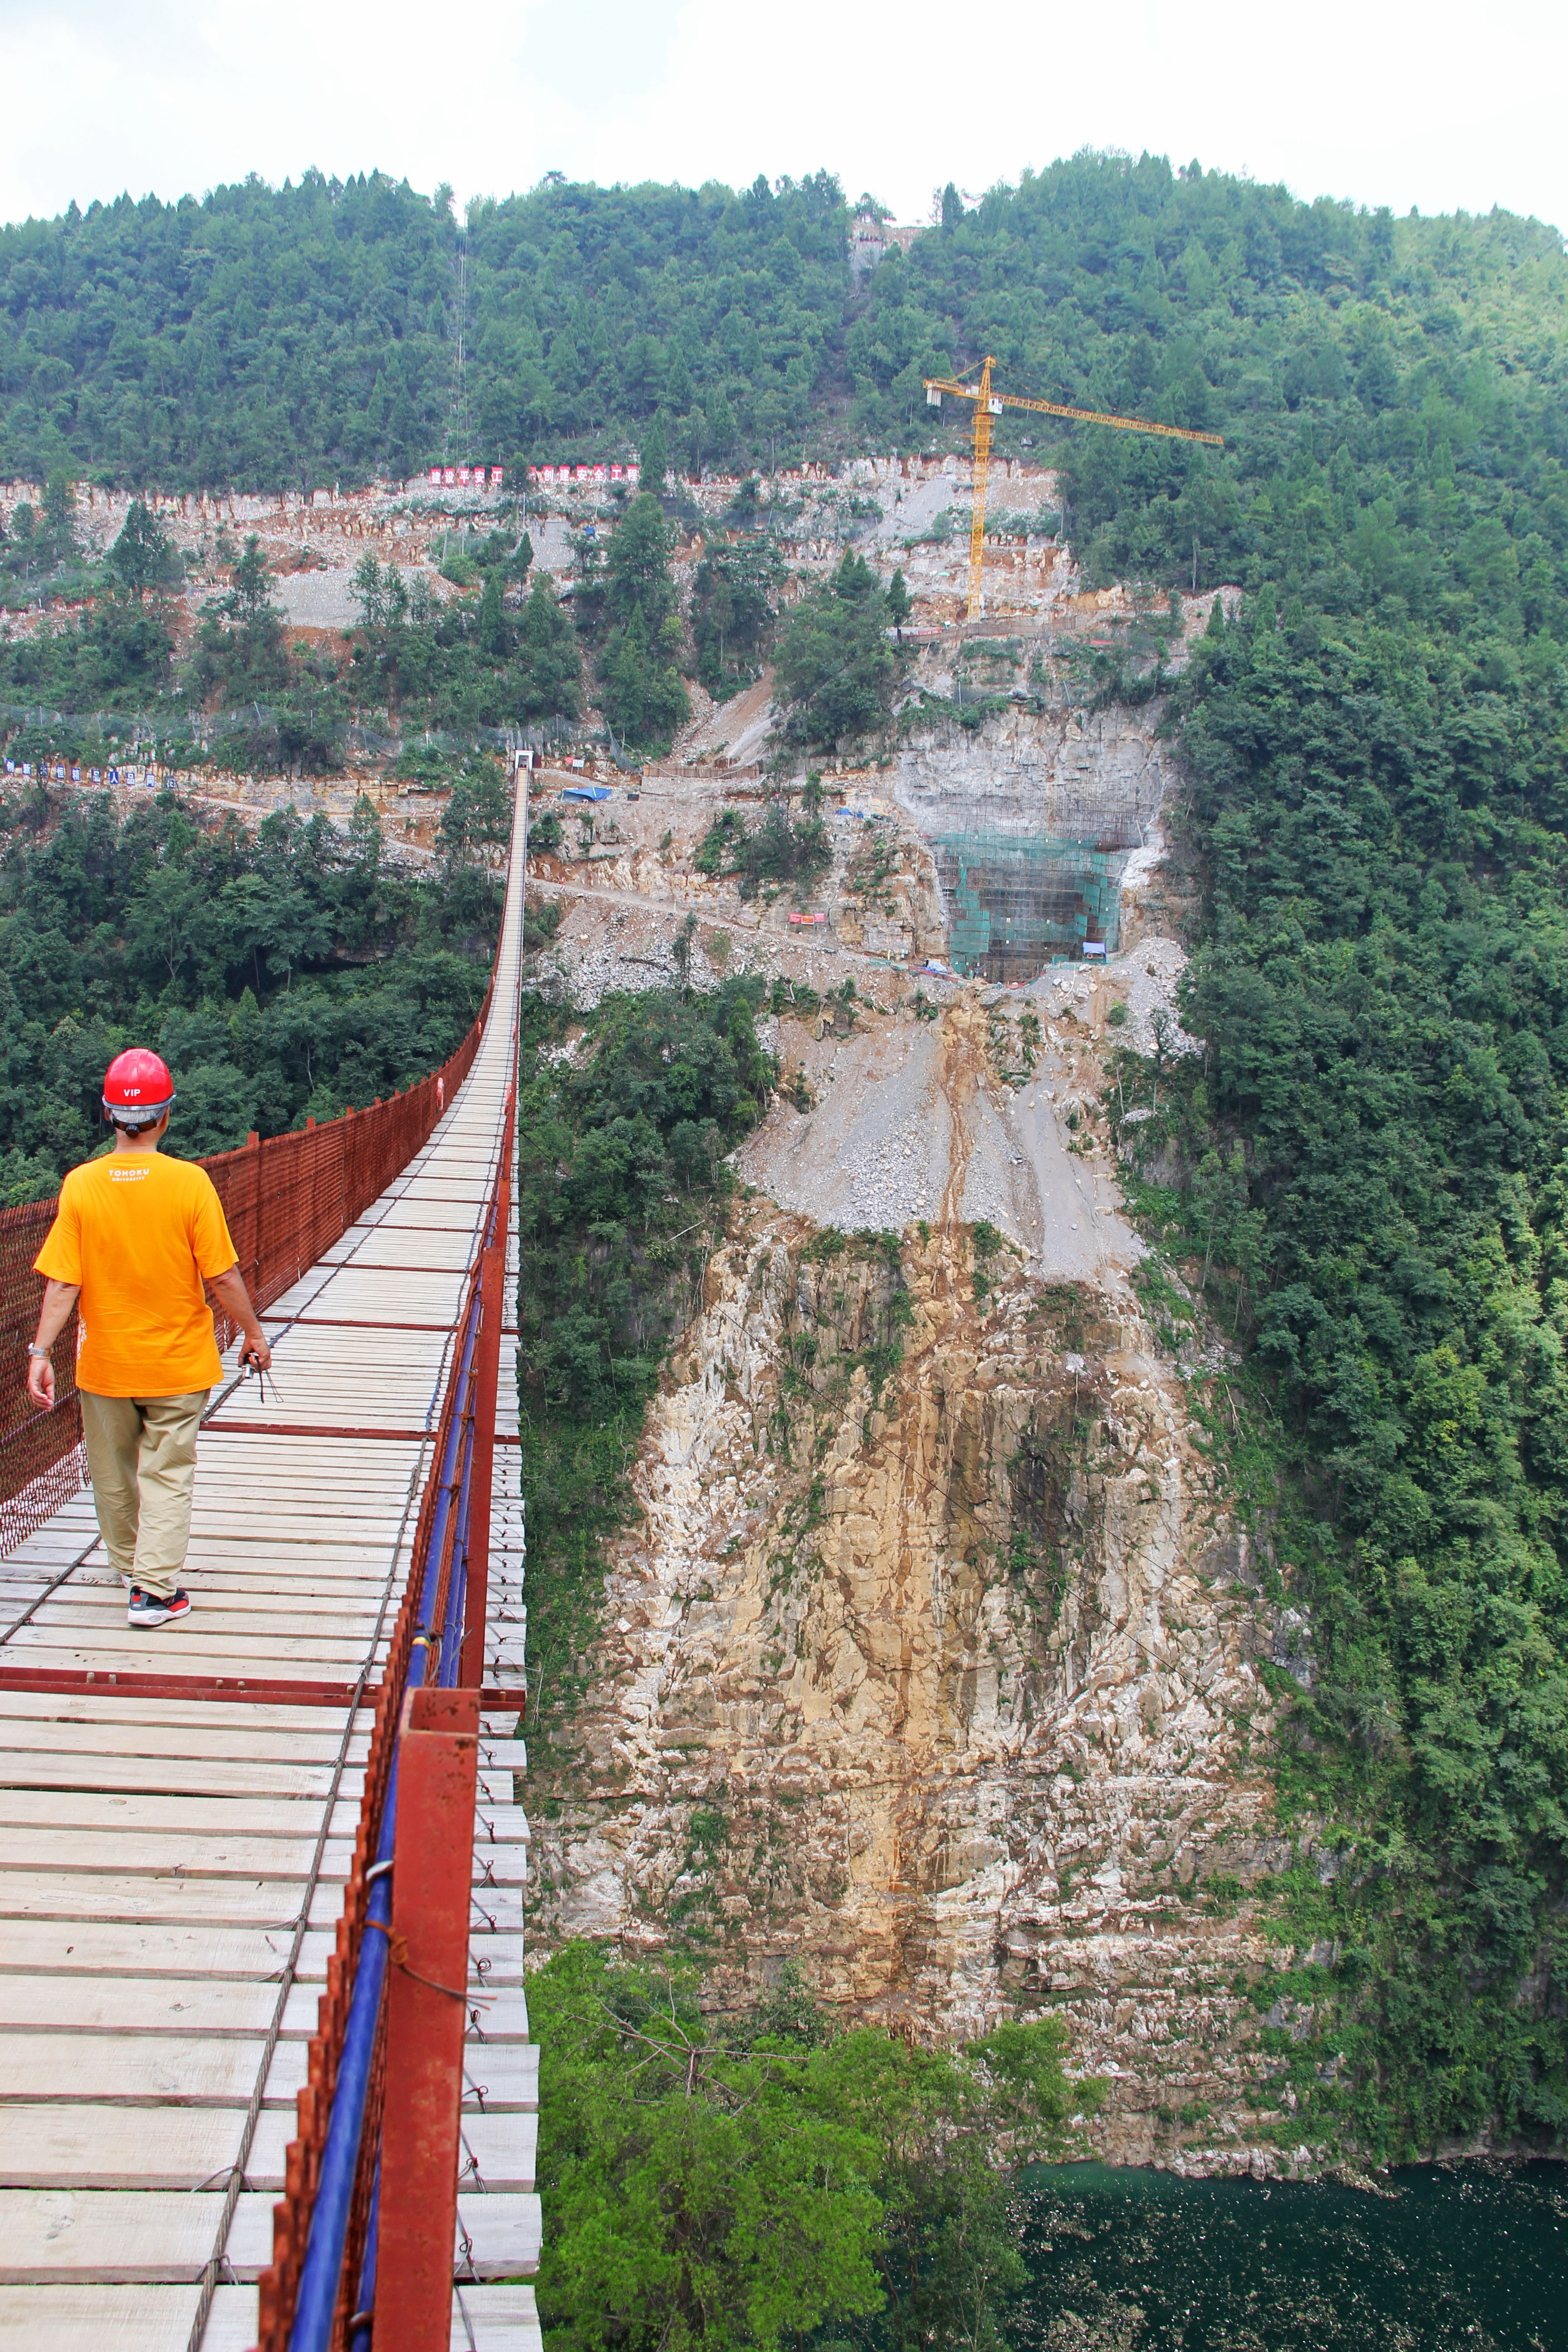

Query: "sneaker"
(128, 1587), (192, 1628)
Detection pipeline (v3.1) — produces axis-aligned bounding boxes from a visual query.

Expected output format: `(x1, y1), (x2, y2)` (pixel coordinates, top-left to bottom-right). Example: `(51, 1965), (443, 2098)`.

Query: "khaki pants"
(79, 1390), (209, 1599)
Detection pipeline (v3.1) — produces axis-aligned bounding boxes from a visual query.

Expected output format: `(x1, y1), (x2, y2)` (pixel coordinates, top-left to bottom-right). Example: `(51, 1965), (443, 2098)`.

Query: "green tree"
(691, 538), (779, 698)
(705, 385), (739, 468)
(0, 170), (853, 489)
(529, 1943), (1102, 2352)
(829, 2016), (1100, 2348)
(532, 1944), (883, 2352)
(478, 567), (505, 657)
(438, 763), (511, 876)
(109, 500), (174, 603)
(517, 576), (581, 720)
(191, 532), (288, 701)
(600, 607), (687, 753)
(596, 495), (688, 751)
(693, 798), (830, 902)
(231, 533), (273, 625)
(350, 550), (385, 629)
(639, 412), (669, 492)
(603, 494), (678, 634)
(775, 554), (899, 750)
(1130, 607), (1568, 2156)
(42, 469), (77, 553)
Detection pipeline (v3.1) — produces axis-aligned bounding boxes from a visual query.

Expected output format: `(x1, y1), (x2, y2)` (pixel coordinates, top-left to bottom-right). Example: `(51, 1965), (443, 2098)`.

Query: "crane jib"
(921, 363), (1224, 617)
(922, 379), (1223, 448)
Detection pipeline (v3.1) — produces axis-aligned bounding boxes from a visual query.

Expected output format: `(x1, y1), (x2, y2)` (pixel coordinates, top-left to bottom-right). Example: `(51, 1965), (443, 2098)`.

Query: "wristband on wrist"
(28, 1343), (49, 1358)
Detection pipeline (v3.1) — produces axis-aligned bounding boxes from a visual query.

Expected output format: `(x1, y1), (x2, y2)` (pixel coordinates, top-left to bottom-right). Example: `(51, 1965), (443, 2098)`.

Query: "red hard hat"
(103, 1048), (176, 1120)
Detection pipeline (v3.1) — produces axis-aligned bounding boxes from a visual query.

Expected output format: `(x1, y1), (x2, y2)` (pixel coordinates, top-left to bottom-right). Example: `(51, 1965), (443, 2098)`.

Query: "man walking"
(25, 1049), (273, 1629)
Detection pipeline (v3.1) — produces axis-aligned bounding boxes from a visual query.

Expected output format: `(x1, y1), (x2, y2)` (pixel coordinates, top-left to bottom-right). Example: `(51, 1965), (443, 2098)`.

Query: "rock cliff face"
(893, 702), (1178, 853)
(530, 1142), (1298, 2167)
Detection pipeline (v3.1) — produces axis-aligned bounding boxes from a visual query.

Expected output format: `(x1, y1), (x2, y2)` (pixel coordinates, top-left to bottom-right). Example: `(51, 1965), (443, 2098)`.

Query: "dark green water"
(1013, 2162), (1566, 2351)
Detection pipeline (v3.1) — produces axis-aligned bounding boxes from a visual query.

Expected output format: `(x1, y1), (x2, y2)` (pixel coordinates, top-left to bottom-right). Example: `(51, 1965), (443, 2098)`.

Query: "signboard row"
(7, 758), (159, 786)
(527, 463), (640, 486)
(423, 463), (642, 489)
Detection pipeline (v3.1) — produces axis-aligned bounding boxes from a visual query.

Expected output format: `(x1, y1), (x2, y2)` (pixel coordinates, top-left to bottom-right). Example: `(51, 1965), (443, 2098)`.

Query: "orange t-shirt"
(34, 1153), (239, 1399)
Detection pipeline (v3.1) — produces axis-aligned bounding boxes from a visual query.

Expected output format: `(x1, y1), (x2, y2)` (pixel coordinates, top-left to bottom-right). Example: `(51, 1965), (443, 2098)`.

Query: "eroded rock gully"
(532, 1164), (1296, 2171)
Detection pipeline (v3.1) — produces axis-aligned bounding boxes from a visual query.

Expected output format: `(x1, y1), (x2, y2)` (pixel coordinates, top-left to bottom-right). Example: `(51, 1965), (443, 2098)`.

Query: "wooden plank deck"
(0, 785), (535, 2347)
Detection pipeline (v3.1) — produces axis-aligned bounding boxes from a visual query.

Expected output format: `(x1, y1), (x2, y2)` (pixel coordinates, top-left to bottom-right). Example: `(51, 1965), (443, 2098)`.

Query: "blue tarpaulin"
(562, 784), (613, 802)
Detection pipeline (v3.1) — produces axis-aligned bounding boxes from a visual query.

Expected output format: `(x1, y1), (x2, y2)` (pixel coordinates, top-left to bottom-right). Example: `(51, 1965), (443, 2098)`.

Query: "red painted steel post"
(373, 1685), (480, 2351)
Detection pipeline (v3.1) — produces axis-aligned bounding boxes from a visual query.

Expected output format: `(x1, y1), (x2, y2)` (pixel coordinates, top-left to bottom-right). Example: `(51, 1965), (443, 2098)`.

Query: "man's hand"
(27, 1279), (80, 1410)
(208, 1265), (273, 1374)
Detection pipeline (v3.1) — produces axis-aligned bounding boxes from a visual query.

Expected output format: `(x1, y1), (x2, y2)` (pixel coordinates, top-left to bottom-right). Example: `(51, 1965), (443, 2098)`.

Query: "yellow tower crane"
(922, 357), (1224, 621)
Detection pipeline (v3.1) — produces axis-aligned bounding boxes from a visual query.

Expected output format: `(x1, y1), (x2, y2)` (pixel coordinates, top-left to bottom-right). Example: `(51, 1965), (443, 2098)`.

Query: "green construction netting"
(934, 833), (1129, 978)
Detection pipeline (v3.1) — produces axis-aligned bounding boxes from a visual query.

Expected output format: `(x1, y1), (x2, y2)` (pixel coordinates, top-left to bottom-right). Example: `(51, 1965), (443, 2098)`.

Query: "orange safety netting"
(0, 980), (491, 1558)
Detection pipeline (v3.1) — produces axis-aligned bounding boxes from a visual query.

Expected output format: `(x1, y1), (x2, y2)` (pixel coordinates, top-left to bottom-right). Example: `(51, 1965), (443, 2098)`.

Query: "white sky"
(1, 0), (1563, 240)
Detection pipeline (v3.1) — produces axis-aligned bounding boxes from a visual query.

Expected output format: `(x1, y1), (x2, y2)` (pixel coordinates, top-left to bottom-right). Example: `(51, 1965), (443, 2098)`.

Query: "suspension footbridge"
(0, 782), (535, 2350)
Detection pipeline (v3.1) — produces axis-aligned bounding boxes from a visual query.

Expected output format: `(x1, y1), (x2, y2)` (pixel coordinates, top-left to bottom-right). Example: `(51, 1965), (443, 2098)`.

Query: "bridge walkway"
(0, 788), (534, 2349)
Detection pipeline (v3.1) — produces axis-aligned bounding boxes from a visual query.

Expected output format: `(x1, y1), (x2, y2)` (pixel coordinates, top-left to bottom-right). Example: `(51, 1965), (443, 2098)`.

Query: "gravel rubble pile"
(843, 1106), (946, 1230)
(1106, 938), (1199, 1059)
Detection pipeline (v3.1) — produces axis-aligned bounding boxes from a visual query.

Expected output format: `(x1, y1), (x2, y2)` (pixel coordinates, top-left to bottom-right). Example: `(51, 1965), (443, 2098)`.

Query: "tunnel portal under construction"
(895, 710), (1166, 980)
(935, 832), (1132, 977)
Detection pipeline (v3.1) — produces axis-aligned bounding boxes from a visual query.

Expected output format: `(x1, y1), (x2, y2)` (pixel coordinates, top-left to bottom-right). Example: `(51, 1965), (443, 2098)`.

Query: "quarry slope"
(522, 704), (1317, 2177)
(529, 1038), (1298, 2173)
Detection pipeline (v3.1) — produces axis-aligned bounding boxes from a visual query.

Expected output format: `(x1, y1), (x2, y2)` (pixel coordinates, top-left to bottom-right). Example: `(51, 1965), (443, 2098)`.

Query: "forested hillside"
(0, 505), (580, 774)
(3, 157), (1565, 525)
(0, 787), (500, 1203)
(0, 170), (849, 488)
(3, 152), (1567, 2160)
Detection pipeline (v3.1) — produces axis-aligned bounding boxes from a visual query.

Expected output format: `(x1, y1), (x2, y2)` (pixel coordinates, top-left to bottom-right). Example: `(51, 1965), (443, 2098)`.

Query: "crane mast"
(923, 357), (1224, 620)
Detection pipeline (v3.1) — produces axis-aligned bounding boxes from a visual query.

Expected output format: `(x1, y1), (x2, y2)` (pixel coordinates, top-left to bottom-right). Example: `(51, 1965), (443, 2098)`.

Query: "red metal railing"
(375, 1130), (514, 2352)
(0, 983), (491, 1558)
(256, 1082), (516, 2352)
